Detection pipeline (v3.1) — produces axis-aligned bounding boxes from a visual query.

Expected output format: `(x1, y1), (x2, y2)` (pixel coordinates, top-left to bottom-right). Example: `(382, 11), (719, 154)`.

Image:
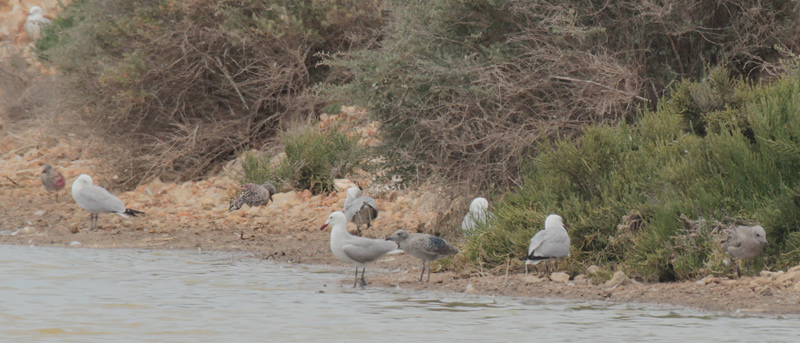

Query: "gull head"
(320, 211), (346, 230)
(28, 6), (44, 17)
(386, 229), (410, 242)
(75, 174), (93, 186)
(42, 163), (52, 173)
(750, 225), (768, 246)
(469, 197), (489, 214)
(544, 214), (565, 230)
(345, 186), (362, 200)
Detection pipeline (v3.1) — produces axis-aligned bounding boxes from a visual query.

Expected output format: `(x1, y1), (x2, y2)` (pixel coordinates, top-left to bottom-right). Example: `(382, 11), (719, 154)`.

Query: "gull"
(40, 163), (65, 201)
(344, 187), (378, 236)
(724, 225), (768, 278)
(321, 211), (397, 288)
(386, 229), (459, 282)
(228, 182), (276, 211)
(71, 174), (144, 230)
(461, 197), (494, 234)
(24, 6), (51, 41)
(523, 214), (570, 276)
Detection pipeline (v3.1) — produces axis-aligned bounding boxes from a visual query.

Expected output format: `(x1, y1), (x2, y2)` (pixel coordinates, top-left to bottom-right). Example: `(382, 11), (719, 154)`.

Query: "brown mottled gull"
(228, 182), (275, 212)
(40, 163), (65, 201)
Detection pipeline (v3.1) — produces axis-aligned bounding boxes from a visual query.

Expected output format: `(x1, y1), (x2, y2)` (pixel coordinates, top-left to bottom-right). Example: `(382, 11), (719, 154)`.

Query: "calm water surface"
(1, 245), (798, 342)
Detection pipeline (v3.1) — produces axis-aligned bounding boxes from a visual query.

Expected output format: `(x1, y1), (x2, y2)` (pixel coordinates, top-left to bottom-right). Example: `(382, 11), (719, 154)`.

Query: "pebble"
(69, 241), (81, 246)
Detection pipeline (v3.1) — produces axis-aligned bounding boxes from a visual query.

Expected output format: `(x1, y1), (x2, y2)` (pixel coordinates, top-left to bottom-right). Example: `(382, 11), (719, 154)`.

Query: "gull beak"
(320, 223), (329, 231)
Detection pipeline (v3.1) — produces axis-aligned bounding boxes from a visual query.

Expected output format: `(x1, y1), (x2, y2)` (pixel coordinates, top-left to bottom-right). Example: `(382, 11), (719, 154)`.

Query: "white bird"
(344, 187), (379, 236)
(320, 211), (397, 288)
(523, 214), (570, 275)
(386, 229), (460, 282)
(461, 197), (494, 234)
(24, 6), (51, 41)
(71, 174), (144, 231)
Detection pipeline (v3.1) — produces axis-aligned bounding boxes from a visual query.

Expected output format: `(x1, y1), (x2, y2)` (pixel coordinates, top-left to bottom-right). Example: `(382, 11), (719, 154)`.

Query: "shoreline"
(1, 131), (799, 317)
(1, 231), (799, 317)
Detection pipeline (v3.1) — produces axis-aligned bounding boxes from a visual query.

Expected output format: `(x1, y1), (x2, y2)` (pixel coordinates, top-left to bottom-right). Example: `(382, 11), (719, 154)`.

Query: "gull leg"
(360, 268), (367, 288)
(525, 263), (528, 276)
(419, 260), (425, 282)
(735, 259), (742, 278)
(355, 225), (362, 237)
(427, 261), (432, 282)
(353, 267), (359, 288)
(745, 260), (751, 275)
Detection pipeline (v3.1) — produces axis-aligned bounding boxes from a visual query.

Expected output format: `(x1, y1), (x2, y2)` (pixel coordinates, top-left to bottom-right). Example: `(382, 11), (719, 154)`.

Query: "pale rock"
(760, 270), (780, 279)
(69, 241), (81, 246)
(573, 274), (587, 284)
(603, 271), (632, 288)
(773, 272), (800, 287)
(198, 195), (217, 210)
(333, 179), (357, 192)
(246, 205), (261, 216)
(788, 265), (800, 273)
(270, 152), (286, 166)
(170, 187), (193, 204)
(34, 210), (45, 216)
(699, 275), (721, 285)
(549, 272), (570, 283)
(18, 226), (36, 235)
(272, 191), (299, 208)
(586, 265), (601, 276)
(792, 281), (800, 293)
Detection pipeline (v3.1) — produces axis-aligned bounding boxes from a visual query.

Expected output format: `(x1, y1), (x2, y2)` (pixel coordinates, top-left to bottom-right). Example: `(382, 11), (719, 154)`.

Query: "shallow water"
(1, 245), (798, 342)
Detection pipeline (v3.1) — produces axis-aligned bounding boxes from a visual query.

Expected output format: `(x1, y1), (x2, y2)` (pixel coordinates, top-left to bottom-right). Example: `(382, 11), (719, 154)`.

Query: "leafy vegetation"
(464, 68), (800, 281)
(242, 125), (363, 194)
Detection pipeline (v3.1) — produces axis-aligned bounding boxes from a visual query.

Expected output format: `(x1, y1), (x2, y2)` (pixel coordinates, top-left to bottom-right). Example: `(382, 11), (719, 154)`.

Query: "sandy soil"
(2, 133), (800, 317)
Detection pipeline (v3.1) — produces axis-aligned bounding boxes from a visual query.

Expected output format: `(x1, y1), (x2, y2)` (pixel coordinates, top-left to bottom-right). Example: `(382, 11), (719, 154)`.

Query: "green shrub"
(464, 69), (800, 281)
(242, 125), (363, 194)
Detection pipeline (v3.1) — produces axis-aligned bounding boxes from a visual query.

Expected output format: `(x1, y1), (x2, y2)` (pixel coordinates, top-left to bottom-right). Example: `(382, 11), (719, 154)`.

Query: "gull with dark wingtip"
(386, 229), (459, 282)
(71, 174), (144, 231)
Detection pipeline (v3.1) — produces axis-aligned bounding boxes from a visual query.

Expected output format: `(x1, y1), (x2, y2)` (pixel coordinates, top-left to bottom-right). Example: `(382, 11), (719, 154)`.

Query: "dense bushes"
(41, 0), (385, 187)
(242, 125), (363, 194)
(464, 68), (800, 281)
(327, 0), (800, 191)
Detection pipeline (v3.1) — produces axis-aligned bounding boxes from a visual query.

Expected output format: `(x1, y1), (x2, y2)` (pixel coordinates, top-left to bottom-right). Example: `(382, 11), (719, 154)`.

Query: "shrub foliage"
(465, 68), (800, 281)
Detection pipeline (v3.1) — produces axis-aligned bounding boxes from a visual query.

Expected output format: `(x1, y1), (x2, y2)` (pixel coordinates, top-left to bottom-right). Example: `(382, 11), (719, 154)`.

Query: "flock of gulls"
(38, 163), (769, 287)
(21, 5), (771, 287)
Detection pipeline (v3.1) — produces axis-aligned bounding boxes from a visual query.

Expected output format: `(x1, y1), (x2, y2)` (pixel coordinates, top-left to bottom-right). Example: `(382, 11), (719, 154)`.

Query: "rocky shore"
(2, 126), (800, 316)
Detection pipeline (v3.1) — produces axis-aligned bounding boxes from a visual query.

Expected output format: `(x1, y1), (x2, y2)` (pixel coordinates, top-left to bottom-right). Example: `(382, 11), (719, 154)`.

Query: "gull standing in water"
(71, 174), (144, 230)
(523, 214), (570, 276)
(321, 211), (397, 288)
(386, 229), (459, 282)
(40, 163), (65, 201)
(344, 187), (378, 236)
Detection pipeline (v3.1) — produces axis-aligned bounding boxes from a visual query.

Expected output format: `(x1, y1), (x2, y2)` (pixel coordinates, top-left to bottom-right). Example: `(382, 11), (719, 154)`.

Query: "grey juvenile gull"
(40, 163), (65, 201)
(321, 211), (397, 288)
(523, 214), (570, 275)
(724, 225), (768, 278)
(71, 174), (144, 230)
(344, 186), (378, 236)
(24, 6), (51, 41)
(386, 229), (460, 282)
(228, 182), (275, 212)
